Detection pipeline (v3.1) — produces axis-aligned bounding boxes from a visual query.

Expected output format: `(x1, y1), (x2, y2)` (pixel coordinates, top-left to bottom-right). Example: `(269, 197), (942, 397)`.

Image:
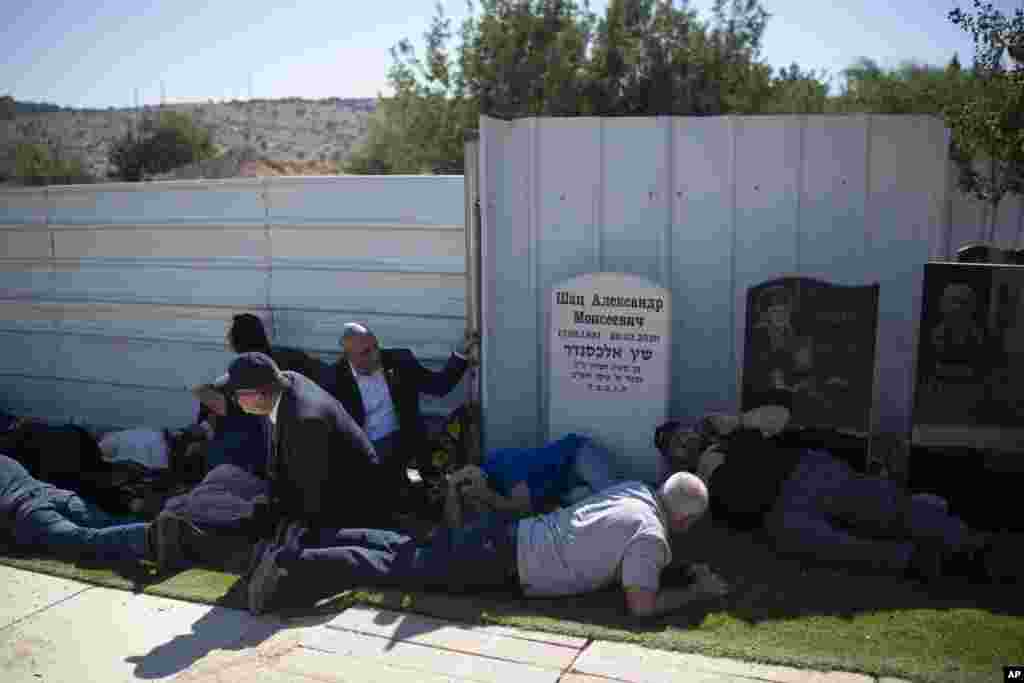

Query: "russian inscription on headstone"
(548, 273), (670, 483)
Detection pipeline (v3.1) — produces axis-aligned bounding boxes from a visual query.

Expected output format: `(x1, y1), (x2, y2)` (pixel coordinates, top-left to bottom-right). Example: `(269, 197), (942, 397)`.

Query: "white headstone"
(548, 273), (671, 484)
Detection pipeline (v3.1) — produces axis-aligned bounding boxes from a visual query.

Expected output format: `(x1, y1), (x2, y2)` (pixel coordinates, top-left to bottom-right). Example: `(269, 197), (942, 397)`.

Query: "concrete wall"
(0, 175), (468, 429)
(479, 114), (953, 450)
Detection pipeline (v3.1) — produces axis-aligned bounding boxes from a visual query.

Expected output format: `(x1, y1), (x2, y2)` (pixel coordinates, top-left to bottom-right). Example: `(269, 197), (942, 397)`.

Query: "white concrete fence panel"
(0, 176), (468, 429)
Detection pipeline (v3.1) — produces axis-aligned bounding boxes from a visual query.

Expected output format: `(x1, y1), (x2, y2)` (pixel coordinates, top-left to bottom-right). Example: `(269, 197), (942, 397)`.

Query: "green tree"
(107, 110), (216, 181)
(756, 62), (829, 114)
(946, 0), (1024, 242)
(828, 57), (968, 115)
(347, 0), (779, 174)
(347, 4), (476, 174)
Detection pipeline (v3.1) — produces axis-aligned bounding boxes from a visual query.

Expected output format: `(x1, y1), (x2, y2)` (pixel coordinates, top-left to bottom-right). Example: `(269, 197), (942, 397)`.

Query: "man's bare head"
(341, 322), (382, 375)
(657, 471), (709, 533)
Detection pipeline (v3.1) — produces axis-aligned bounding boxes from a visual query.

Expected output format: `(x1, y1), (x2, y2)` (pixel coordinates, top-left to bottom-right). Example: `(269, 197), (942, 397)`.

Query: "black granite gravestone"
(909, 262), (1024, 531)
(912, 262), (1024, 452)
(741, 277), (880, 437)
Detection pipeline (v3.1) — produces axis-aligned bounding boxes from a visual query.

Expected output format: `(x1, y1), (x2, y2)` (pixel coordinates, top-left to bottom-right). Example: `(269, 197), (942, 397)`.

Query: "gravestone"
(548, 273), (670, 484)
(912, 262), (1024, 452)
(741, 277), (880, 436)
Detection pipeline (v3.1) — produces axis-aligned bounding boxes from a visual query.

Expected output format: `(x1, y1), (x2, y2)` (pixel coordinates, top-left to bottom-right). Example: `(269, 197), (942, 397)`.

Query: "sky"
(2, 0), (1021, 109)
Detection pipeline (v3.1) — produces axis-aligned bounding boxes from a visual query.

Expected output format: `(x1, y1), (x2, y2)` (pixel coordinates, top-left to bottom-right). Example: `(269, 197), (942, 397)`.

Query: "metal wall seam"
(794, 115), (806, 277)
(595, 119), (605, 272)
(863, 115), (874, 269)
(262, 176), (274, 339)
(661, 116), (673, 290)
(941, 126), (954, 261)
(530, 118), (545, 446)
(728, 116), (739, 412)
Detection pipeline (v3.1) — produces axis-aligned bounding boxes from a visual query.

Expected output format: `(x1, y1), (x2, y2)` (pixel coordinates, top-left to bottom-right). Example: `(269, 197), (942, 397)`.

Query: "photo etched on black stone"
(912, 262), (1024, 452)
(741, 277), (880, 436)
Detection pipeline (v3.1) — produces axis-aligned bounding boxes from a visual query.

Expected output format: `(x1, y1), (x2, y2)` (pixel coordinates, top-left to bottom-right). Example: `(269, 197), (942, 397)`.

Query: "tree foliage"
(945, 0), (1024, 241)
(107, 110), (216, 181)
(345, 0), (1020, 179)
(830, 57), (970, 115)
(347, 0), (779, 174)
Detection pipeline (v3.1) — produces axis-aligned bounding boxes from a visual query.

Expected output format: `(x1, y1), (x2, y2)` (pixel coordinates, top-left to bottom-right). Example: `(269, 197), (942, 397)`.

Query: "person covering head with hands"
(155, 352), (386, 572)
(245, 470), (730, 618)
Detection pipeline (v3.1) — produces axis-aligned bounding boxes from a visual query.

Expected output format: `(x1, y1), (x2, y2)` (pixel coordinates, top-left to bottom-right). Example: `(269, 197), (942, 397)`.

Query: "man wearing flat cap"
(221, 351), (381, 528)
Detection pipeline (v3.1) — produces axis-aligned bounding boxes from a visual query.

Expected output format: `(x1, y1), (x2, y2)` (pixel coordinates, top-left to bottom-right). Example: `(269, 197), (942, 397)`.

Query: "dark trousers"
(278, 512), (519, 602)
(765, 450), (973, 574)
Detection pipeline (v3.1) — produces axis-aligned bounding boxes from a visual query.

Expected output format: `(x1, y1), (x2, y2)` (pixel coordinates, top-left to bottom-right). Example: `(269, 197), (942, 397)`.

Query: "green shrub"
(107, 110), (215, 181)
(15, 143), (92, 185)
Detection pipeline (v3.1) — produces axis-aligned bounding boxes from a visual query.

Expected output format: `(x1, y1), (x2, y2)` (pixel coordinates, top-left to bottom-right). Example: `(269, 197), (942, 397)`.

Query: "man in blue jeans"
(246, 471), (731, 617)
(0, 454), (151, 565)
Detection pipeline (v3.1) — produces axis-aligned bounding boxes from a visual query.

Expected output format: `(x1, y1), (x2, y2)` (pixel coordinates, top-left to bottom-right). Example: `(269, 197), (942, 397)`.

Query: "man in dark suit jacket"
(329, 323), (477, 490)
(222, 351), (385, 528)
(151, 351), (392, 572)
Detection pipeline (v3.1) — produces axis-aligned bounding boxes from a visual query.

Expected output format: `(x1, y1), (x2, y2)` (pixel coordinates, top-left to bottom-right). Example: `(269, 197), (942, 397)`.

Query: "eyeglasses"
(234, 389), (268, 400)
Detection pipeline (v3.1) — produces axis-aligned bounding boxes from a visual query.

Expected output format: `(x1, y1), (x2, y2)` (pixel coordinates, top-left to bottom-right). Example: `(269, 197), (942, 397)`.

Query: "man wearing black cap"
(151, 352), (386, 572)
(219, 352), (382, 527)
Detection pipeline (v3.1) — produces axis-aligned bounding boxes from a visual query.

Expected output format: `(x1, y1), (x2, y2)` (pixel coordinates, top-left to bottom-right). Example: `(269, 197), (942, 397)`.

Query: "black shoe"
(152, 513), (191, 572)
(907, 542), (947, 583)
(248, 539), (287, 615)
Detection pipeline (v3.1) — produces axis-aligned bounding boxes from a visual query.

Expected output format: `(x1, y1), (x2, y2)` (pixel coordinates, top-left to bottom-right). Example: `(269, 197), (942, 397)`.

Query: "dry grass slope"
(0, 98), (376, 181)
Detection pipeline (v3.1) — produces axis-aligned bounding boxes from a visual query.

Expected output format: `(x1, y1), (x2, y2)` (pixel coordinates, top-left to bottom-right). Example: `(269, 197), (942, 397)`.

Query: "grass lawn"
(2, 517), (1021, 683)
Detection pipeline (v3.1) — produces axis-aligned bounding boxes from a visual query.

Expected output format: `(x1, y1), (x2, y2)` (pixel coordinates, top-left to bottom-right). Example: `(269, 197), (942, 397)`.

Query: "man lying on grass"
(658, 406), (1020, 584)
(245, 470), (731, 617)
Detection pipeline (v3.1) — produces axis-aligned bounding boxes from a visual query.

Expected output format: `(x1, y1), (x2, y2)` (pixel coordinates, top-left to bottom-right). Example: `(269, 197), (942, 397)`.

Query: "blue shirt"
(480, 433), (585, 511)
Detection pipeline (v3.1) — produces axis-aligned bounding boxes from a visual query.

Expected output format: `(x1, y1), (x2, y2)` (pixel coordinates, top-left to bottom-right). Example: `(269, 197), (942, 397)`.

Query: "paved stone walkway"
(0, 565), (909, 682)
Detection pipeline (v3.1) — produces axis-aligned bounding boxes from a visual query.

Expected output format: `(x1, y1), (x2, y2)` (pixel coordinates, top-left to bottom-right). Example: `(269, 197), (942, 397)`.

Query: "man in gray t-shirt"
(517, 480), (673, 598)
(246, 471), (730, 618)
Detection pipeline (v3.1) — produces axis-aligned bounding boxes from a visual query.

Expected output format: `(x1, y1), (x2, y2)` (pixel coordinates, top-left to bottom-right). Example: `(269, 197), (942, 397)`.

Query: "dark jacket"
(330, 348), (468, 469)
(269, 370), (383, 527)
(708, 429), (869, 530)
(197, 346), (330, 437)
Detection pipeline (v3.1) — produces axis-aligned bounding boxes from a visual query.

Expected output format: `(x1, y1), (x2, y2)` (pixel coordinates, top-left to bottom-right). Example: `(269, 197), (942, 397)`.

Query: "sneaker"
(740, 405), (791, 438)
(152, 513), (189, 572)
(248, 539), (288, 615)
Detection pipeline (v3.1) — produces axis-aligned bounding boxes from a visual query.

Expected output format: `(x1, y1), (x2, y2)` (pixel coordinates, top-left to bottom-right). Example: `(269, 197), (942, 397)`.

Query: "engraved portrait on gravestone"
(913, 263), (1024, 449)
(742, 278), (879, 435)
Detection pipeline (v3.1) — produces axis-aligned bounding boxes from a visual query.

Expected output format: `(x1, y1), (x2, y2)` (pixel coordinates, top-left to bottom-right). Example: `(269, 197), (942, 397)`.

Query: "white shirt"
(268, 390), (283, 426)
(349, 363), (399, 442)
